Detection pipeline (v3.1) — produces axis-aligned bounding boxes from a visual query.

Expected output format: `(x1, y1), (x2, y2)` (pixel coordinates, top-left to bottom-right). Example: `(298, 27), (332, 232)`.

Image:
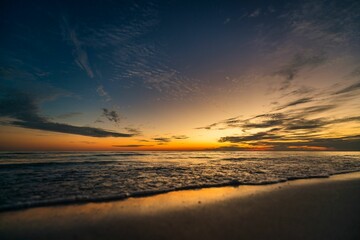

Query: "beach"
(1, 171), (359, 240)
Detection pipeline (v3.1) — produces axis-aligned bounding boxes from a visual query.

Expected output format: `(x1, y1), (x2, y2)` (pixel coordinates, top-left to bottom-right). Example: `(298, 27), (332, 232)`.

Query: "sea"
(1, 151), (360, 211)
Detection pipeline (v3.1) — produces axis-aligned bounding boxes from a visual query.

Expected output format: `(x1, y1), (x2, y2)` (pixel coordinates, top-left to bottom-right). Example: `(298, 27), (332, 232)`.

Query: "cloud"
(249, 9), (261, 17)
(280, 135), (360, 151)
(216, 108), (352, 133)
(243, 119), (283, 129)
(172, 135), (188, 140)
(222, 116), (242, 127)
(196, 114), (282, 131)
(300, 104), (337, 115)
(124, 127), (142, 135)
(333, 81), (360, 95)
(287, 86), (315, 96)
(219, 130), (281, 143)
(197, 78), (360, 150)
(217, 114), (360, 150)
(288, 0), (360, 47)
(253, 0), (360, 94)
(284, 118), (324, 130)
(218, 131), (360, 151)
(240, 114), (284, 129)
(223, 18), (230, 24)
(61, 17), (94, 78)
(196, 85), (349, 132)
(276, 97), (313, 110)
(134, 134), (189, 144)
(11, 120), (132, 138)
(139, 135), (189, 144)
(300, 135), (360, 151)
(196, 116), (245, 130)
(274, 53), (326, 90)
(195, 122), (220, 130)
(0, 90), (133, 138)
(330, 116), (360, 124)
(96, 85), (111, 102)
(79, 2), (198, 99)
(102, 108), (121, 124)
(152, 137), (171, 143)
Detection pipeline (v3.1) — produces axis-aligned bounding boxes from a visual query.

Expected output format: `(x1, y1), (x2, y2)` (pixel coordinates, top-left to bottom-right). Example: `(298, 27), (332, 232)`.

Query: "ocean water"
(1, 151), (360, 211)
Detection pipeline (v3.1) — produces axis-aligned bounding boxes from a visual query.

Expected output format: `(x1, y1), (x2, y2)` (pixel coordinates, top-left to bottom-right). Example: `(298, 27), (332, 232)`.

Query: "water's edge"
(1, 169), (359, 213)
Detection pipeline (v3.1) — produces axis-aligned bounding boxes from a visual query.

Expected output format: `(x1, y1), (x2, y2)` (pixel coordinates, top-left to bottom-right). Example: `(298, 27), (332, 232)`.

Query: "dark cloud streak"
(333, 81), (360, 95)
(0, 90), (133, 138)
(152, 137), (171, 143)
(219, 130), (281, 143)
(172, 135), (189, 140)
(276, 97), (313, 110)
(11, 120), (132, 138)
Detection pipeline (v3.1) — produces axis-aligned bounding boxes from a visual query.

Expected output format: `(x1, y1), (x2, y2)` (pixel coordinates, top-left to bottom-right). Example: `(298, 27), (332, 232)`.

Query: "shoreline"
(1, 170), (359, 213)
(1, 171), (360, 239)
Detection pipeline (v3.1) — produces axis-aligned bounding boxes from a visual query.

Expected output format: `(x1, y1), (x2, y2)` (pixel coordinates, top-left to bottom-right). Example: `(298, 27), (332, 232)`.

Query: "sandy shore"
(1, 172), (360, 240)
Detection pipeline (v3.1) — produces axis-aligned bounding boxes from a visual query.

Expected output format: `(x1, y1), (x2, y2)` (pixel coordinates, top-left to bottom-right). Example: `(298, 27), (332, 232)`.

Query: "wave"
(1, 170), (359, 212)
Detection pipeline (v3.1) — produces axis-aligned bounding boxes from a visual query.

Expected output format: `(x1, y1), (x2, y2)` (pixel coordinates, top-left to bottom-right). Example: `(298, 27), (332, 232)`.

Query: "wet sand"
(1, 172), (360, 240)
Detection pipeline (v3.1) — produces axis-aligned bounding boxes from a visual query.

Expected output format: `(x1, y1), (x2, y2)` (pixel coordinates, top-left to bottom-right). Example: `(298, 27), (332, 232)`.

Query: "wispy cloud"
(249, 8), (261, 18)
(223, 18), (231, 24)
(274, 53), (327, 90)
(124, 127), (142, 135)
(243, 0), (360, 95)
(96, 85), (111, 102)
(61, 17), (94, 78)
(287, 0), (360, 47)
(76, 2), (198, 99)
(333, 81), (360, 95)
(276, 97), (313, 110)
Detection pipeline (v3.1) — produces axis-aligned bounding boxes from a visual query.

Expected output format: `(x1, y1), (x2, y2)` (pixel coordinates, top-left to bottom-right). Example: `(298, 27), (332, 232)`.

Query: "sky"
(0, 0), (360, 151)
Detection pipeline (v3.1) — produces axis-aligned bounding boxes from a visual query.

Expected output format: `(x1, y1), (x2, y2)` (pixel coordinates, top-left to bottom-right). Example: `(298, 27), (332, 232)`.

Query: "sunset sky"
(1, 0), (360, 151)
